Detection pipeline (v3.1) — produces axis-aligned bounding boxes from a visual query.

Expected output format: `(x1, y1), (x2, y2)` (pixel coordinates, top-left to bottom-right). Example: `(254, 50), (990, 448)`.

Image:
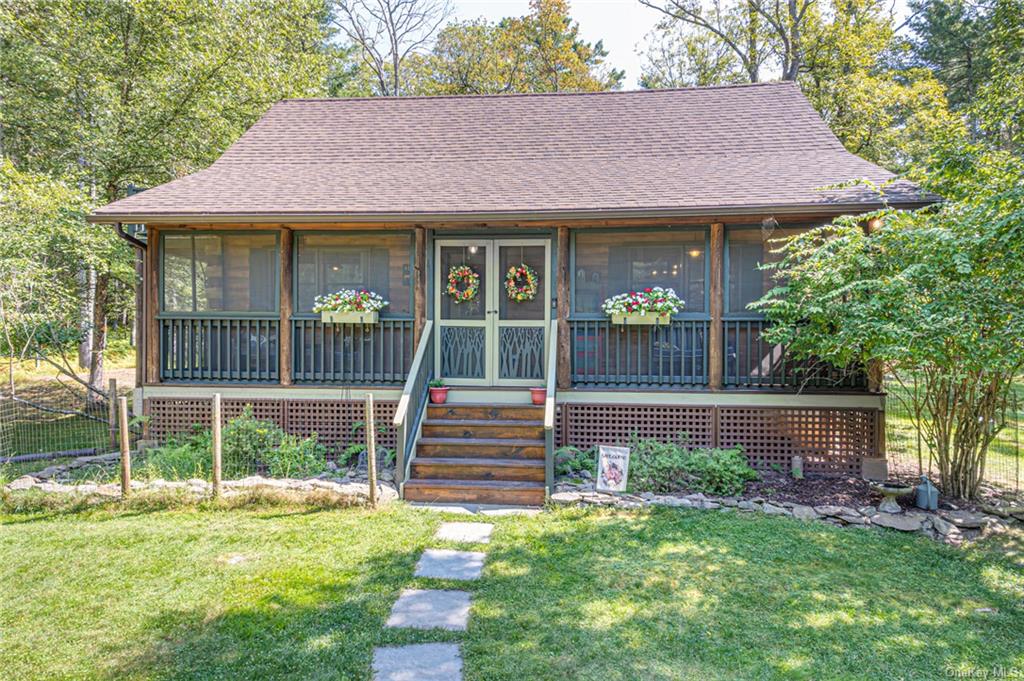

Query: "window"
(162, 233), (278, 313)
(726, 227), (803, 314)
(295, 233), (412, 315)
(573, 230), (706, 314)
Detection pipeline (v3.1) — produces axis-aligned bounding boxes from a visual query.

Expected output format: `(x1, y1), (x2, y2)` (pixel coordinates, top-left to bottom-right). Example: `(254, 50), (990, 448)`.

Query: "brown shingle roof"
(89, 82), (932, 222)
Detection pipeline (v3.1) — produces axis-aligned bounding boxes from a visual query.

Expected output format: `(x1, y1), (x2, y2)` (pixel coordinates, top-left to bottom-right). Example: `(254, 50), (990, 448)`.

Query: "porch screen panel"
(295, 234), (412, 315)
(162, 235), (194, 312)
(726, 227), (802, 314)
(573, 230), (706, 314)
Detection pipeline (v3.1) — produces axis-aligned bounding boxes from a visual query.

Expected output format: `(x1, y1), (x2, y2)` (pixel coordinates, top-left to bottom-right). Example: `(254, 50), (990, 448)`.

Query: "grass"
(2, 500), (1022, 680)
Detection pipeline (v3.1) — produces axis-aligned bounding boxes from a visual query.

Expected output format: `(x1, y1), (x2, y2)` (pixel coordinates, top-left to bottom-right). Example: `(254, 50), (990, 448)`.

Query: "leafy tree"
(0, 0), (332, 401)
(754, 157), (1024, 500)
(973, 0), (1024, 151)
(639, 18), (748, 87)
(409, 0), (623, 95)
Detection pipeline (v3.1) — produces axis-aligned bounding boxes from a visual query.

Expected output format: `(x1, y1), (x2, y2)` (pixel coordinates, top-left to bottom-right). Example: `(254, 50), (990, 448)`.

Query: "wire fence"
(886, 382), (1022, 496)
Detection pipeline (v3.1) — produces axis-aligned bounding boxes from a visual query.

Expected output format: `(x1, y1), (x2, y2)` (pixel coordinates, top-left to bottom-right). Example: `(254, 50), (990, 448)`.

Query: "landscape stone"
(435, 522), (493, 544)
(813, 505), (847, 517)
(791, 504), (819, 521)
(372, 643), (463, 681)
(415, 549), (485, 581)
(386, 589), (471, 631)
(942, 510), (988, 529)
(7, 476), (36, 491)
(871, 512), (927, 532)
(762, 503), (788, 515)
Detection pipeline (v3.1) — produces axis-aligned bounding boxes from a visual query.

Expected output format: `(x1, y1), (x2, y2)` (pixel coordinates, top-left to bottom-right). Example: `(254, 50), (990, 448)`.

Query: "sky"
(451, 0), (911, 89)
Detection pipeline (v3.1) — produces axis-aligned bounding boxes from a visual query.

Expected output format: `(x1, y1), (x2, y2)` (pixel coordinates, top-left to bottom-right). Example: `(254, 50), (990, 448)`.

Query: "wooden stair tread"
(414, 457), (544, 468)
(418, 437), (545, 447)
(405, 478), (544, 489)
(422, 418), (543, 427)
(430, 402), (543, 409)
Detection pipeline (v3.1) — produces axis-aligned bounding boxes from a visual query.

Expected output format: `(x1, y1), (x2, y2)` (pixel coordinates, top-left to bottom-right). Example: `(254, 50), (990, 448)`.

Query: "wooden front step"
(421, 419), (543, 440)
(416, 437), (545, 460)
(427, 403), (544, 421)
(411, 457), (545, 482)
(404, 479), (545, 506)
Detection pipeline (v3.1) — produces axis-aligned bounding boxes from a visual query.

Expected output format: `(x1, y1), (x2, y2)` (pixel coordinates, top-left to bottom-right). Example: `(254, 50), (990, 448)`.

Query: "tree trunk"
(746, 0), (760, 83)
(78, 267), (96, 368)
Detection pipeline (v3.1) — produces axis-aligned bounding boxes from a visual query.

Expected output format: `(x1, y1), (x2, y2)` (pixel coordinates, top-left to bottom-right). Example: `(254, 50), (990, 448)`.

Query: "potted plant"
(428, 378), (449, 404)
(313, 289), (388, 324)
(529, 387), (546, 405)
(602, 287), (684, 325)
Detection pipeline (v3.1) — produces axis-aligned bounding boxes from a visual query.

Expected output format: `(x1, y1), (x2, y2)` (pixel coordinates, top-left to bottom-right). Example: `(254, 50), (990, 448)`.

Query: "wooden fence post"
(212, 393), (222, 497)
(364, 393), (378, 508)
(118, 396), (131, 499)
(108, 378), (118, 451)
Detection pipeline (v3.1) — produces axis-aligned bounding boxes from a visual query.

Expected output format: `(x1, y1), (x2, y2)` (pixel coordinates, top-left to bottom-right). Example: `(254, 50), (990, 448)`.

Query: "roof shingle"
(90, 82), (931, 222)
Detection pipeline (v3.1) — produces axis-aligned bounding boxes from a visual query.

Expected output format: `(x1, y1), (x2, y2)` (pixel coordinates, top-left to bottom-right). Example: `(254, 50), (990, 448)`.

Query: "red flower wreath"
(446, 264), (479, 303)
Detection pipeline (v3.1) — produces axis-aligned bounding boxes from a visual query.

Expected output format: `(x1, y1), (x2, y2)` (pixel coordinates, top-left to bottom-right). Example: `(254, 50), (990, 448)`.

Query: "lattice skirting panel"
(145, 397), (397, 456)
(558, 403), (880, 476)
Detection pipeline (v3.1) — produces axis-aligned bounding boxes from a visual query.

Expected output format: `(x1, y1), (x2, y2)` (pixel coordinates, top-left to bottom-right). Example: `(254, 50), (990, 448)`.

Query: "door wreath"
(504, 263), (539, 303)
(446, 264), (480, 303)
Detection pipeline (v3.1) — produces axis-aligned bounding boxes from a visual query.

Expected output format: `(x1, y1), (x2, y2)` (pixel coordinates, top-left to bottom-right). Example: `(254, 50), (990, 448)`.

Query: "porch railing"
(723, 318), (867, 390)
(394, 321), (434, 488)
(159, 315), (279, 382)
(292, 317), (414, 385)
(568, 318), (709, 388)
(543, 319), (558, 497)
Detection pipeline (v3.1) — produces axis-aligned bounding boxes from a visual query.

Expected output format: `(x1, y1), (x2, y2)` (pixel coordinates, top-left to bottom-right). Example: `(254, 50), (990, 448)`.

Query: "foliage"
(408, 0), (624, 95)
(639, 18), (748, 88)
(755, 154), (1024, 499)
(446, 264), (480, 303)
(264, 433), (328, 478)
(221, 407), (285, 479)
(554, 445), (596, 476)
(504, 263), (539, 303)
(142, 428), (212, 481)
(312, 289), (389, 313)
(428, 378), (445, 388)
(601, 287), (684, 317)
(627, 437), (758, 496)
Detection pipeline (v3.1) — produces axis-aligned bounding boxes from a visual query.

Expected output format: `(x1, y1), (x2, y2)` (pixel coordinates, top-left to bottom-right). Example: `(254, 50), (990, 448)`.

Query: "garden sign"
(596, 445), (630, 493)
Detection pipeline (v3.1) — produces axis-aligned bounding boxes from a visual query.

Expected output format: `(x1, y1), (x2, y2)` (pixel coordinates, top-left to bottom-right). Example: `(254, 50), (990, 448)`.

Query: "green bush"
(627, 438), (758, 496)
(264, 433), (328, 478)
(221, 406), (285, 478)
(142, 427), (212, 481)
(555, 446), (596, 477)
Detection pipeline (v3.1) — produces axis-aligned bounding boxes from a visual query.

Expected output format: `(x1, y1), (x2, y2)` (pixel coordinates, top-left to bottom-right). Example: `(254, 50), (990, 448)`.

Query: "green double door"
(434, 239), (551, 386)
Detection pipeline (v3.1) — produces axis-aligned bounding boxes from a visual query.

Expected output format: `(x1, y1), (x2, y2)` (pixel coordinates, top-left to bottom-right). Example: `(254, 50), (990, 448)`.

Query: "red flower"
(644, 287), (653, 293)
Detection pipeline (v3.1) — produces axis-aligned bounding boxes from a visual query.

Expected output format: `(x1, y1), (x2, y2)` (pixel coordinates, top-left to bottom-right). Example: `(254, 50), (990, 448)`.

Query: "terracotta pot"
(530, 387), (546, 405)
(429, 386), (449, 404)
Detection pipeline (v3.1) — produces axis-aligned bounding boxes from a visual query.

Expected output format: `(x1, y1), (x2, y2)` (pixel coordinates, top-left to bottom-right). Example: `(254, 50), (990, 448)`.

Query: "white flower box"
(321, 310), (379, 325)
(610, 312), (672, 326)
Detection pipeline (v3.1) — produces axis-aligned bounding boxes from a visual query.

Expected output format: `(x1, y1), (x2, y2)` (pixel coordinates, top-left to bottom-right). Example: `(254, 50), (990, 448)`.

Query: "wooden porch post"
(414, 226), (427, 346)
(279, 227), (293, 386)
(556, 226), (571, 390)
(145, 225), (159, 385)
(708, 222), (724, 390)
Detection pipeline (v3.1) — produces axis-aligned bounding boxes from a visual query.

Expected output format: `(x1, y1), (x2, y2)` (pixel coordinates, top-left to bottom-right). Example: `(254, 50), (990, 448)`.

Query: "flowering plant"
(312, 289), (389, 313)
(504, 263), (539, 302)
(446, 264), (480, 303)
(601, 287), (684, 317)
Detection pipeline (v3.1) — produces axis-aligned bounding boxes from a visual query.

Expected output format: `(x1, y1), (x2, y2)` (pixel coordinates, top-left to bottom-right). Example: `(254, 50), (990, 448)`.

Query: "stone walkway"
(372, 521), (494, 681)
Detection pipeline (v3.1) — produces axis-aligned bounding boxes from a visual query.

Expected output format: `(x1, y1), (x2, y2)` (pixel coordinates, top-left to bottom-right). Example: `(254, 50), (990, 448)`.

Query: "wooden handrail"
(393, 320), (434, 487)
(544, 319), (558, 496)
(394, 320), (433, 427)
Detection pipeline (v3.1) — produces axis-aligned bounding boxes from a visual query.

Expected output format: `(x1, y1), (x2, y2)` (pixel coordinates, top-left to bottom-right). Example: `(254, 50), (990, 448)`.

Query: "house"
(89, 82), (932, 505)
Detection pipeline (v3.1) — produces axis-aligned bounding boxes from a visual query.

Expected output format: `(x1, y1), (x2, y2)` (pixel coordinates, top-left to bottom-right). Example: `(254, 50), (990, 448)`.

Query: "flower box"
(321, 310), (379, 325)
(611, 312), (672, 326)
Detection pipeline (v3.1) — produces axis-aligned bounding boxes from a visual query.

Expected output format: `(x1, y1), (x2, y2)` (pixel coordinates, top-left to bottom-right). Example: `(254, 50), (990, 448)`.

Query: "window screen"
(573, 230), (706, 314)
(161, 233), (278, 313)
(727, 227), (803, 314)
(295, 233), (412, 315)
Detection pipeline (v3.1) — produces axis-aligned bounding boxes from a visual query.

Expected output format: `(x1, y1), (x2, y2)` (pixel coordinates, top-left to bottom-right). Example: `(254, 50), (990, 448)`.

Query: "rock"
(858, 505), (877, 517)
(701, 501), (721, 510)
(579, 470), (593, 480)
(931, 515), (956, 536)
(551, 491), (583, 504)
(720, 498), (738, 507)
(813, 505), (847, 517)
(941, 510), (988, 529)
(6, 476), (36, 491)
(870, 512), (927, 532)
(791, 504), (819, 521)
(325, 461), (339, 472)
(380, 469), (395, 482)
(737, 500), (756, 511)
(685, 493), (707, 502)
(838, 514), (869, 525)
(762, 503), (789, 516)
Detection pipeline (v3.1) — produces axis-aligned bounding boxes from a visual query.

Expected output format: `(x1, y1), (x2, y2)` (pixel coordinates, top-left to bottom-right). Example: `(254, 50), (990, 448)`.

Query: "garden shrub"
(263, 433), (328, 478)
(627, 437), (758, 496)
(555, 446), (596, 476)
(142, 427), (212, 480)
(221, 407), (284, 478)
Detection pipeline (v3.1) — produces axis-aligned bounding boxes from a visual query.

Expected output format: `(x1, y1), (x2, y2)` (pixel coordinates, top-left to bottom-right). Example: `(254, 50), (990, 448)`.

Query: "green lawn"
(1, 500), (1022, 680)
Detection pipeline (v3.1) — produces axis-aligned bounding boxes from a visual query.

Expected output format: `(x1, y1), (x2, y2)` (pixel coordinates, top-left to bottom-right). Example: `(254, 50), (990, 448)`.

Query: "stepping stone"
(386, 589), (470, 631)
(435, 521), (493, 544)
(415, 549), (485, 580)
(373, 643), (462, 681)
